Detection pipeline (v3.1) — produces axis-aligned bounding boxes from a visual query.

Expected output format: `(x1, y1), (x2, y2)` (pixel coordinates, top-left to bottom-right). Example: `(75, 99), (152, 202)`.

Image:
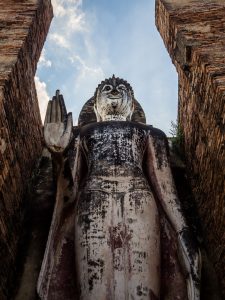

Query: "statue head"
(94, 75), (134, 121)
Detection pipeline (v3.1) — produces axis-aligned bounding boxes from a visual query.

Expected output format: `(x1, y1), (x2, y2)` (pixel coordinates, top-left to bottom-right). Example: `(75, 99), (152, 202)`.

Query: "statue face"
(95, 82), (134, 121)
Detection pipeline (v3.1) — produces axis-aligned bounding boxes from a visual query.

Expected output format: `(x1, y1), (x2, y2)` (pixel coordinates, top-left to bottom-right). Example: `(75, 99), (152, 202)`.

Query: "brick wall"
(156, 0), (225, 296)
(0, 1), (53, 299)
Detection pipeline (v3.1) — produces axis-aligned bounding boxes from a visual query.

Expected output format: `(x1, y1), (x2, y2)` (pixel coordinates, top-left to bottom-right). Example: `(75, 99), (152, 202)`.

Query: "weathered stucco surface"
(156, 0), (225, 296)
(38, 79), (202, 299)
(0, 1), (53, 299)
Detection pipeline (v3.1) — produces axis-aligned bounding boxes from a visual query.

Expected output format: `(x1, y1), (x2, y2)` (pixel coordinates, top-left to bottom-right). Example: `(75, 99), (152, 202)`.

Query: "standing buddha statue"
(37, 75), (201, 300)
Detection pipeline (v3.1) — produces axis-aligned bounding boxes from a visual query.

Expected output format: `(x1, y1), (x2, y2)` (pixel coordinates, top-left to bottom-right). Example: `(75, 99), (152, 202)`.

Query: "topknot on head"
(94, 75), (134, 99)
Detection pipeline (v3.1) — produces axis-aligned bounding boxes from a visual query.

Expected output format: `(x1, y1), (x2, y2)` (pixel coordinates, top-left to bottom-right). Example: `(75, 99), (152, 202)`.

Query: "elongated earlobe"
(94, 102), (102, 122)
(128, 101), (135, 121)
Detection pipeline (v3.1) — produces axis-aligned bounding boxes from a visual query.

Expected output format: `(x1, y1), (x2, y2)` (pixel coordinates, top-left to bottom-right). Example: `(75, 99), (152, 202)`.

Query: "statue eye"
(117, 84), (126, 91)
(103, 85), (112, 92)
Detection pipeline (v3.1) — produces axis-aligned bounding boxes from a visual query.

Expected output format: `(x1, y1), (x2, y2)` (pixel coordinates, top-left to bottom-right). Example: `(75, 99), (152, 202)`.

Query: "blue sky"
(35, 0), (178, 134)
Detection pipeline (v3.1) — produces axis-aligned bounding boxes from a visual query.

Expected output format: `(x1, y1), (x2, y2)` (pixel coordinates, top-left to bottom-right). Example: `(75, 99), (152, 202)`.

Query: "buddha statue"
(37, 76), (201, 300)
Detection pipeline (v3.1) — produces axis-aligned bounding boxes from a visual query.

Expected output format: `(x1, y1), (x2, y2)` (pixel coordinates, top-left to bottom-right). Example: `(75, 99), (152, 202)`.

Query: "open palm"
(44, 90), (73, 153)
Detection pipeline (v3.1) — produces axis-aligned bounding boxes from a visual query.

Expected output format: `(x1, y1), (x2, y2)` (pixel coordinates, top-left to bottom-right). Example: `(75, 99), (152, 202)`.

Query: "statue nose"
(111, 89), (119, 95)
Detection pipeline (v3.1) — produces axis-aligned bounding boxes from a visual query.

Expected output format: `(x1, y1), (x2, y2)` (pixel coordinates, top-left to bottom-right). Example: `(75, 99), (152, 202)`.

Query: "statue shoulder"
(146, 125), (167, 141)
(79, 122), (99, 137)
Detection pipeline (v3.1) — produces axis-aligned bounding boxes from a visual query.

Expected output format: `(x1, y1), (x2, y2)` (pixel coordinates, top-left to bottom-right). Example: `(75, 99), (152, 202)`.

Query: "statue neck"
(102, 115), (127, 121)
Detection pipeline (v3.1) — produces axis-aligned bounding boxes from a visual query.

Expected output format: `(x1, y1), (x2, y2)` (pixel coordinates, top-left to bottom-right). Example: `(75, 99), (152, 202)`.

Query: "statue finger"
(51, 95), (57, 123)
(59, 94), (67, 124)
(55, 90), (61, 123)
(44, 100), (52, 125)
(65, 112), (73, 135)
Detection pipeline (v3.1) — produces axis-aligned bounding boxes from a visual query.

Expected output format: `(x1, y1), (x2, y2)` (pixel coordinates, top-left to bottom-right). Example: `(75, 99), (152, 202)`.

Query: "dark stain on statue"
(87, 259), (104, 291)
(88, 258), (104, 268)
(137, 285), (144, 296)
(78, 213), (93, 232)
(88, 272), (98, 291)
(150, 128), (169, 170)
(109, 224), (132, 251)
(117, 193), (125, 217)
(136, 285), (154, 297)
(133, 192), (143, 210)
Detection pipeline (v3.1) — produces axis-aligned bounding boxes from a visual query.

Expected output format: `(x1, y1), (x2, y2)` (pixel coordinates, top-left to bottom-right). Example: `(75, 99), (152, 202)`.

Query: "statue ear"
(94, 101), (102, 122)
(127, 90), (135, 120)
(127, 101), (134, 121)
(131, 101), (135, 115)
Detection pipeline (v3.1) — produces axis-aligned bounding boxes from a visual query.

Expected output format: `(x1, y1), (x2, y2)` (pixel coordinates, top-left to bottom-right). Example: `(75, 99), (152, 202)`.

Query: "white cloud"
(51, 1), (66, 17)
(35, 76), (50, 123)
(49, 33), (70, 49)
(39, 48), (52, 67)
(51, 0), (86, 33)
(67, 11), (86, 31)
(48, 1), (87, 51)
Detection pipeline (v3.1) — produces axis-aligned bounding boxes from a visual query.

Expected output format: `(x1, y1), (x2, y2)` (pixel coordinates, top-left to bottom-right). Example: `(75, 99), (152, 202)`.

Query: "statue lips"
(108, 95), (121, 99)
(108, 95), (121, 108)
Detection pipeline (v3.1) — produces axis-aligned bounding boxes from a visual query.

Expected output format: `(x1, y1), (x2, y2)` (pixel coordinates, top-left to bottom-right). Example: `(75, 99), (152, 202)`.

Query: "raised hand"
(178, 228), (201, 300)
(44, 90), (73, 153)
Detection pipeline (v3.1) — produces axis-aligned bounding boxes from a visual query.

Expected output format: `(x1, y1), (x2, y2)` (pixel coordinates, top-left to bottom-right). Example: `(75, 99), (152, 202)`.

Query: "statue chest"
(80, 122), (149, 168)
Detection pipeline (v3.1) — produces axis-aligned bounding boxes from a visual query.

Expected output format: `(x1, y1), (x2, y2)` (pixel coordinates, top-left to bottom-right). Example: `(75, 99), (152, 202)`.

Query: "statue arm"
(145, 130), (186, 232)
(145, 129), (201, 300)
(37, 92), (84, 298)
